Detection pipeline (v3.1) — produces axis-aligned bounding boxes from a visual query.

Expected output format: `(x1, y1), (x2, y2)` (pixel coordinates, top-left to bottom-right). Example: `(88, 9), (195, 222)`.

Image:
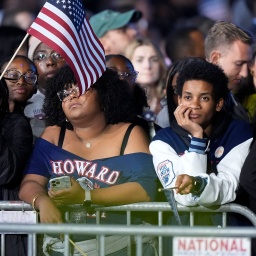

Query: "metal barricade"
(94, 202), (256, 256)
(0, 224), (255, 256)
(94, 202), (256, 226)
(0, 201), (37, 256)
(0, 201), (256, 255)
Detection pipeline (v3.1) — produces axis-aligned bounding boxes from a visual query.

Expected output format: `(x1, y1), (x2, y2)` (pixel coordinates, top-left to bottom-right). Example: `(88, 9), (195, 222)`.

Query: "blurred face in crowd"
(130, 45), (160, 86)
(210, 40), (252, 93)
(189, 30), (205, 59)
(100, 24), (139, 55)
(2, 57), (37, 110)
(106, 56), (138, 90)
(32, 42), (68, 93)
(14, 11), (35, 30)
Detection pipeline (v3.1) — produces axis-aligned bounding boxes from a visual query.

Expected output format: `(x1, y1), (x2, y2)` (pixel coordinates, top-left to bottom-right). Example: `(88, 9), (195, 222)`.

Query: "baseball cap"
(90, 9), (142, 38)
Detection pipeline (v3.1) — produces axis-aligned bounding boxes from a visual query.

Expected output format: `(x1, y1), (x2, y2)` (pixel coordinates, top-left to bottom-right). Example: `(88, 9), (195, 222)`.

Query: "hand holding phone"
(49, 176), (71, 192)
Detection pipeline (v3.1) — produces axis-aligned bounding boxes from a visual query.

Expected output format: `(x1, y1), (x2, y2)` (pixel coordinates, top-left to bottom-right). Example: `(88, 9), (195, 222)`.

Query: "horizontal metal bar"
(0, 223), (255, 238)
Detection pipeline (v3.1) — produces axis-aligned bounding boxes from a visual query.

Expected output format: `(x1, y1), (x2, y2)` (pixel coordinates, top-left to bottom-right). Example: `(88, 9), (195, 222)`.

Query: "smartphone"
(49, 176), (71, 192)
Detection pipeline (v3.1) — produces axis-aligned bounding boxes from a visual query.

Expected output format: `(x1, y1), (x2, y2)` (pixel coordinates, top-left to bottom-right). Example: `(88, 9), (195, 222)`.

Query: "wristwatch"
(83, 189), (92, 207)
(192, 176), (204, 195)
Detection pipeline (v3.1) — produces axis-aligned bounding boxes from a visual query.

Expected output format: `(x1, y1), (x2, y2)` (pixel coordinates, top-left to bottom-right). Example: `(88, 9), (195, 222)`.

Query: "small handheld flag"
(27, 0), (106, 94)
(159, 187), (182, 226)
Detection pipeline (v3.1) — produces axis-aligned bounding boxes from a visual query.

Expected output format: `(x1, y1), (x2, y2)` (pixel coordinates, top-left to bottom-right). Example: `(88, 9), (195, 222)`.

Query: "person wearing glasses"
(106, 54), (162, 139)
(106, 54), (139, 89)
(1, 55), (37, 113)
(19, 66), (158, 255)
(0, 78), (33, 255)
(24, 36), (68, 141)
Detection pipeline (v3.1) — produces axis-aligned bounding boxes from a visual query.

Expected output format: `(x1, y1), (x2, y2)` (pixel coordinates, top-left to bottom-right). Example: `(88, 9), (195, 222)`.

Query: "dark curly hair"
(176, 57), (229, 102)
(0, 79), (9, 120)
(43, 66), (136, 129)
(105, 54), (149, 116)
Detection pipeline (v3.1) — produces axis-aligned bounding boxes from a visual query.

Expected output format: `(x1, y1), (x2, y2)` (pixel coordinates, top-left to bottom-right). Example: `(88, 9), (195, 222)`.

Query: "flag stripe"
(39, 5), (96, 84)
(27, 0), (105, 94)
(81, 23), (105, 76)
(29, 24), (88, 88)
(38, 5), (96, 87)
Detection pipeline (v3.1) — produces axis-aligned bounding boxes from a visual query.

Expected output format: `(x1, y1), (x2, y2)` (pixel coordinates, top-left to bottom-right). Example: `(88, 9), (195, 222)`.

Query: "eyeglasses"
(4, 70), (37, 85)
(118, 71), (139, 80)
(57, 86), (80, 102)
(33, 52), (64, 63)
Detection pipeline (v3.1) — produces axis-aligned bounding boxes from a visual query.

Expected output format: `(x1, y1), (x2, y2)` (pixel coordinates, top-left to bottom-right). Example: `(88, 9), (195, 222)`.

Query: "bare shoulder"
(122, 123), (151, 154)
(41, 125), (61, 145)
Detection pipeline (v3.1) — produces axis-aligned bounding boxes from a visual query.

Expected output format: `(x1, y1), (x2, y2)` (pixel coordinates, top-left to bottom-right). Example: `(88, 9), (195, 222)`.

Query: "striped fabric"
(188, 137), (208, 154)
(27, 0), (106, 94)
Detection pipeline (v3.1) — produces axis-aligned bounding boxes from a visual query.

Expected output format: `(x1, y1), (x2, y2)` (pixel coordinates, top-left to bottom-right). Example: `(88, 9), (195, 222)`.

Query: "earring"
(66, 118), (69, 122)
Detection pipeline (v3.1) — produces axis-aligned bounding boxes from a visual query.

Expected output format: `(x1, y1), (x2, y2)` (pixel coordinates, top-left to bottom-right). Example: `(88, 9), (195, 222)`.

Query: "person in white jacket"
(150, 57), (253, 207)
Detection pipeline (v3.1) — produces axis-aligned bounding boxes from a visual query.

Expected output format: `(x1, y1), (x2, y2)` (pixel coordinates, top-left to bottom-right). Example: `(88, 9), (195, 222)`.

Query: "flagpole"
(0, 33), (30, 81)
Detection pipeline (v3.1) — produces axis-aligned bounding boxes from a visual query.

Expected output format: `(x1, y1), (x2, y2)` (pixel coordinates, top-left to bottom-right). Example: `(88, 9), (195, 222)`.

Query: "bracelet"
(32, 193), (45, 212)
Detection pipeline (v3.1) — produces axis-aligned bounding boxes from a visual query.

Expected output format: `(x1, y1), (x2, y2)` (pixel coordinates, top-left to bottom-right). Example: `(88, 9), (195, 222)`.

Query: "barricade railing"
(0, 201), (37, 256)
(94, 202), (256, 227)
(0, 223), (256, 256)
(0, 201), (256, 255)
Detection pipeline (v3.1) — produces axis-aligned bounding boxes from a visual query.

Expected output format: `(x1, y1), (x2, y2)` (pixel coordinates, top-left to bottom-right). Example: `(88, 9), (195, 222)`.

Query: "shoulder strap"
(120, 123), (136, 155)
(58, 125), (66, 148)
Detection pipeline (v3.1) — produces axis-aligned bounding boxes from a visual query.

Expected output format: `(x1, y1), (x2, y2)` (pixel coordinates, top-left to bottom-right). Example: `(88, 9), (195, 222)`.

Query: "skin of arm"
(48, 125), (152, 205)
(19, 174), (63, 223)
(49, 179), (150, 206)
(172, 104), (204, 194)
(170, 102), (208, 195)
(151, 125), (252, 206)
(19, 124), (153, 223)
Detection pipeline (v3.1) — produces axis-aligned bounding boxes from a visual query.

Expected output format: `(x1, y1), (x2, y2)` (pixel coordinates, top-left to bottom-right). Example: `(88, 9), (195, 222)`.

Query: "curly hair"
(0, 79), (9, 120)
(105, 54), (149, 115)
(43, 66), (136, 129)
(176, 57), (229, 102)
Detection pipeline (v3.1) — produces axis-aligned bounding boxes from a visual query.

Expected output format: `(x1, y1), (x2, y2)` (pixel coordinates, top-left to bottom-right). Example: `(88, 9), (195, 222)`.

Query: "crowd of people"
(1, 0), (256, 255)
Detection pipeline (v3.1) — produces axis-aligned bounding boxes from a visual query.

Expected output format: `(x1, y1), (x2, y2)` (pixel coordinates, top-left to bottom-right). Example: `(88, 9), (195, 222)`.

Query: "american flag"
(27, 0), (106, 94)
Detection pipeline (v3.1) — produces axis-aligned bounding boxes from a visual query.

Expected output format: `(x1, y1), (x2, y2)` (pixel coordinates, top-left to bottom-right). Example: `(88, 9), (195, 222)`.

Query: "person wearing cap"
(89, 9), (142, 55)
(24, 36), (68, 141)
